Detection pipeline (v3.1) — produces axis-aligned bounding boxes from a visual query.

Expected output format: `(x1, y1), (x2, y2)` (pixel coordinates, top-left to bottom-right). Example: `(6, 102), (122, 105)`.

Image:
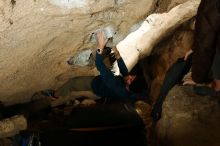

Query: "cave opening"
(1, 0), (220, 146)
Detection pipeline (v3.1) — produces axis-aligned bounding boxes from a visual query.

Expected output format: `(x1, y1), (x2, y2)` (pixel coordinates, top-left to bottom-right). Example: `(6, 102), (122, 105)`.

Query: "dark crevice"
(11, 0), (16, 9)
(8, 18), (13, 25)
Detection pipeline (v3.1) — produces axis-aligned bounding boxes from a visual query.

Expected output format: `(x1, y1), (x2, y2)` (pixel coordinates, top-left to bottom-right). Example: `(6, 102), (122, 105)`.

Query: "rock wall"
(0, 0), (157, 104)
(0, 0), (192, 104)
(149, 22), (194, 101)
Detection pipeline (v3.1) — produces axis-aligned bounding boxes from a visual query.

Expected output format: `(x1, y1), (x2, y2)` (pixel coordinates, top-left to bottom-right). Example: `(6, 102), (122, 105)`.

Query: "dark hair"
(102, 47), (116, 70)
(129, 64), (148, 93)
(128, 65), (138, 76)
(130, 75), (148, 93)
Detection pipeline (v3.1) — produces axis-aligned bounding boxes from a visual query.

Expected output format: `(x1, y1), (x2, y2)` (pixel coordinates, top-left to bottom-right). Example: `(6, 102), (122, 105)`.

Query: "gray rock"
(67, 49), (94, 67)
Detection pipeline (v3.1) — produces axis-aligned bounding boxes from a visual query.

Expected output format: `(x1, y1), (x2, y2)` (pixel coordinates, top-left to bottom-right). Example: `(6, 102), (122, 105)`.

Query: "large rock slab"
(0, 115), (27, 138)
(156, 85), (220, 146)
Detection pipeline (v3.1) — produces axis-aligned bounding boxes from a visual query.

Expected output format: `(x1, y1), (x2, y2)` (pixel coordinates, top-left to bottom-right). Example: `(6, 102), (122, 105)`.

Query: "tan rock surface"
(0, 0), (199, 105)
(0, 0), (156, 104)
(0, 115), (27, 138)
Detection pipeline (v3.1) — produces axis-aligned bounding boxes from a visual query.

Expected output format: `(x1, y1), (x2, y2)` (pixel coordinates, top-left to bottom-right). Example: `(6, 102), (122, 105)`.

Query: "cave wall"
(0, 0), (190, 104)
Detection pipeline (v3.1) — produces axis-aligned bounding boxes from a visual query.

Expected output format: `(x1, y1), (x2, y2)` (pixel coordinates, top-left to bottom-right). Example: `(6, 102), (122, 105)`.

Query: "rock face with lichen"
(0, 0), (192, 104)
(156, 86), (220, 146)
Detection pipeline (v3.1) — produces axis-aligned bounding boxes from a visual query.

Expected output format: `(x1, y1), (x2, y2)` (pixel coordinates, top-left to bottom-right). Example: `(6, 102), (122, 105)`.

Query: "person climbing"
(91, 31), (149, 102)
(41, 31), (149, 105)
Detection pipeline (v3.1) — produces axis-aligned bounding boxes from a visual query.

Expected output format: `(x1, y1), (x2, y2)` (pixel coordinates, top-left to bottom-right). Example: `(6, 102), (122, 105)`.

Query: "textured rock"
(155, 0), (191, 13)
(156, 86), (220, 146)
(0, 0), (157, 104)
(135, 100), (152, 128)
(115, 0), (200, 72)
(0, 115), (27, 138)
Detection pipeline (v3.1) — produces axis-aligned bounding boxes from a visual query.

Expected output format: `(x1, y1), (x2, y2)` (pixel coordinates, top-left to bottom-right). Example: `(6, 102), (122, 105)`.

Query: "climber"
(41, 31), (149, 104)
(90, 31), (149, 102)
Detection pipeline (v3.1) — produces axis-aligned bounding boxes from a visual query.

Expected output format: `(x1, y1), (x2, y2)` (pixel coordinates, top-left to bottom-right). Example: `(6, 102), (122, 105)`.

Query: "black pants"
(212, 48), (220, 80)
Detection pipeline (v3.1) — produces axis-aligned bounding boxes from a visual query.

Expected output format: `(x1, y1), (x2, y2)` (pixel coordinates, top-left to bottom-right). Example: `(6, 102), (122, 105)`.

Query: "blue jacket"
(91, 52), (148, 102)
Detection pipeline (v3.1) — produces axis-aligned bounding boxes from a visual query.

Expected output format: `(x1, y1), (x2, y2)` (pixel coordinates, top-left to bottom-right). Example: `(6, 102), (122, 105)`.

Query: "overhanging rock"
(115, 0), (201, 72)
(49, 0), (89, 8)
